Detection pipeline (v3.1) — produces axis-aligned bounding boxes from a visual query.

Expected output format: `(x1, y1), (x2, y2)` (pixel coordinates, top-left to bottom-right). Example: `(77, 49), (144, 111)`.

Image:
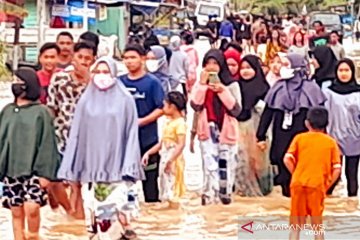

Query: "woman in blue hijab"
(57, 56), (144, 239)
(146, 45), (178, 94)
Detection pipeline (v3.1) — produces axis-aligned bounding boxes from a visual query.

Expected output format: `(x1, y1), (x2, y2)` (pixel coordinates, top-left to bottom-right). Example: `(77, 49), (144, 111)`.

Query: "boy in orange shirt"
(284, 107), (341, 240)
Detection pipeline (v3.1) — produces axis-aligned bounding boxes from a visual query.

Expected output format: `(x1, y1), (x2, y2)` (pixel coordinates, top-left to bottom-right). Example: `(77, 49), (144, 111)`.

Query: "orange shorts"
(290, 186), (325, 226)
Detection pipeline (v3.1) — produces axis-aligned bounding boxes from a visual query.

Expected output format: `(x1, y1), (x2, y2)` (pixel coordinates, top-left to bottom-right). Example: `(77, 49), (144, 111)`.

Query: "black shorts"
(2, 176), (47, 208)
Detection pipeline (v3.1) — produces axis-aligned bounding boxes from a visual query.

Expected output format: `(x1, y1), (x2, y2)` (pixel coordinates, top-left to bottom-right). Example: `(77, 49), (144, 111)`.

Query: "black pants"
(181, 82), (188, 101)
(327, 155), (360, 197)
(274, 160), (291, 198)
(141, 152), (160, 202)
(345, 155), (360, 197)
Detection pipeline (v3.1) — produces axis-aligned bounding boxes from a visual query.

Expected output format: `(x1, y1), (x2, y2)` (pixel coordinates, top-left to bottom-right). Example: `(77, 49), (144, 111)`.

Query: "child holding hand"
(142, 91), (187, 208)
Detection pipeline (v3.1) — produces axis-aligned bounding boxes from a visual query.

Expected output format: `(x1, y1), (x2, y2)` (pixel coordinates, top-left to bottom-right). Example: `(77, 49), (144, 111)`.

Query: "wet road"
(1, 39), (360, 240)
(1, 186), (360, 239)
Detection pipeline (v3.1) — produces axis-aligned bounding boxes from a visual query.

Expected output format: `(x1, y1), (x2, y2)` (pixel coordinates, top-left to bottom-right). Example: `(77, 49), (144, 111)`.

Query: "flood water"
(1, 107), (360, 240)
(1, 40), (360, 239)
(1, 186), (360, 239)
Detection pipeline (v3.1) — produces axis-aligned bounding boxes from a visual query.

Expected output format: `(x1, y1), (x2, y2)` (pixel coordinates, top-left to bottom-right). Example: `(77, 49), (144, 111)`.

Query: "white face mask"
(146, 60), (159, 73)
(93, 73), (115, 90)
(280, 67), (295, 79)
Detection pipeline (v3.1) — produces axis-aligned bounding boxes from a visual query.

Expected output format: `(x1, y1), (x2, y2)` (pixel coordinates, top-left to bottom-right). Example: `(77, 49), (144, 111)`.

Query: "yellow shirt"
(162, 117), (187, 146)
(161, 117), (187, 199)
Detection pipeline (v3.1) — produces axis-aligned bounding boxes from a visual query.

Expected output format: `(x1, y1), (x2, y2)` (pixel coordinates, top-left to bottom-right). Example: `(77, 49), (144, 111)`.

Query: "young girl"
(142, 91), (187, 208)
(235, 55), (272, 197)
(324, 59), (360, 197)
(190, 49), (242, 205)
(0, 68), (59, 240)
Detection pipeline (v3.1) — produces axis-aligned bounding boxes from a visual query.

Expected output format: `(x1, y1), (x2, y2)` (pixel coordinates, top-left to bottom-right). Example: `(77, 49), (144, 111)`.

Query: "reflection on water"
(1, 187), (360, 240)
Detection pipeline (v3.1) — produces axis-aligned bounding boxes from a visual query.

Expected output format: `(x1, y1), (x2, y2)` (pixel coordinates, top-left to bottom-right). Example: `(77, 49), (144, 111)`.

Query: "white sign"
(70, 6), (96, 18)
(52, 4), (70, 17)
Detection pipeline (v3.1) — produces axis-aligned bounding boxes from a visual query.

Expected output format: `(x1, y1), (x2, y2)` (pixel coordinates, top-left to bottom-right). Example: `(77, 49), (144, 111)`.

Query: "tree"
(232, 0), (286, 14)
(232, 0), (349, 14)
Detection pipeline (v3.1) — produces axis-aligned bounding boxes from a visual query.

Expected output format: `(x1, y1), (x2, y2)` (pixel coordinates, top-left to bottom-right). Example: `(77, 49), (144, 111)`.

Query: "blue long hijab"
(57, 57), (145, 183)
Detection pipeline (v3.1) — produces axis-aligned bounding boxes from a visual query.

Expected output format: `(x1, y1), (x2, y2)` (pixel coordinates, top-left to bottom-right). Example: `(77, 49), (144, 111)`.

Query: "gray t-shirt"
(324, 88), (360, 156)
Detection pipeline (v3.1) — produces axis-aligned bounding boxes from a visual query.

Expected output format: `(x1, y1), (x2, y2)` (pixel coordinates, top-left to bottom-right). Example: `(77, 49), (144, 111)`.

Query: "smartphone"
(208, 72), (220, 84)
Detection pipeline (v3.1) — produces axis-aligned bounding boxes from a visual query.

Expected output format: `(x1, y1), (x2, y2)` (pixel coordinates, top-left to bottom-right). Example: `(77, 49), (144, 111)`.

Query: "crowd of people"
(0, 13), (359, 240)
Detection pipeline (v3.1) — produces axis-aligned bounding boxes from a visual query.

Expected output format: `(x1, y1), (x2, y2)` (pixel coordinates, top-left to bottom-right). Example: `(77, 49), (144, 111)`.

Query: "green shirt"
(0, 103), (60, 180)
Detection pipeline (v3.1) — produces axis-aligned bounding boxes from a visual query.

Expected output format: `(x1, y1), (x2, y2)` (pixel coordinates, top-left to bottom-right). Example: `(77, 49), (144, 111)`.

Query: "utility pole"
(349, 0), (355, 43)
(37, 0), (46, 50)
(12, 18), (20, 71)
(12, 0), (23, 71)
(83, 0), (89, 31)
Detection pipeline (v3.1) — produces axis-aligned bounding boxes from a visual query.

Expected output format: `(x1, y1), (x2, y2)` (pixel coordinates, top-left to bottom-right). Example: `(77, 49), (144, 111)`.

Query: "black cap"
(15, 67), (41, 101)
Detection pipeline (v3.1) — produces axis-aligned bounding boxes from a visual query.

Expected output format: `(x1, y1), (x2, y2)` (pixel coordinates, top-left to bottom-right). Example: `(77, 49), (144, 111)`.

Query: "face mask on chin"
(11, 83), (26, 98)
(280, 67), (295, 80)
(146, 60), (160, 73)
(93, 73), (115, 90)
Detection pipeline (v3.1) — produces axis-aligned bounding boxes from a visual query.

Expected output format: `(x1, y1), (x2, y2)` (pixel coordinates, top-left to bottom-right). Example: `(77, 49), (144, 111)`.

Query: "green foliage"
(232, 0), (348, 14)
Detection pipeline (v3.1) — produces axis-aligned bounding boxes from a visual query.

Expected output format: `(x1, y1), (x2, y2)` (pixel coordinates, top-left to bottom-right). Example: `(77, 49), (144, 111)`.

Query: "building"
(1, 0), (128, 62)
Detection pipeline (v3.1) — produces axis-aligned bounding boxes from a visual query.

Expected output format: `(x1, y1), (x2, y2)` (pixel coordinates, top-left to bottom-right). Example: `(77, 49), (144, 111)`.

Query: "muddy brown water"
(2, 40), (360, 239)
(1, 186), (360, 240)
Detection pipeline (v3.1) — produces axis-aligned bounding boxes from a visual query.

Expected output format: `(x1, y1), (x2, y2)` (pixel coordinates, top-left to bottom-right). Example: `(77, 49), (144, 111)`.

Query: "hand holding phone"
(208, 72), (224, 93)
(200, 70), (210, 85)
(208, 72), (220, 84)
